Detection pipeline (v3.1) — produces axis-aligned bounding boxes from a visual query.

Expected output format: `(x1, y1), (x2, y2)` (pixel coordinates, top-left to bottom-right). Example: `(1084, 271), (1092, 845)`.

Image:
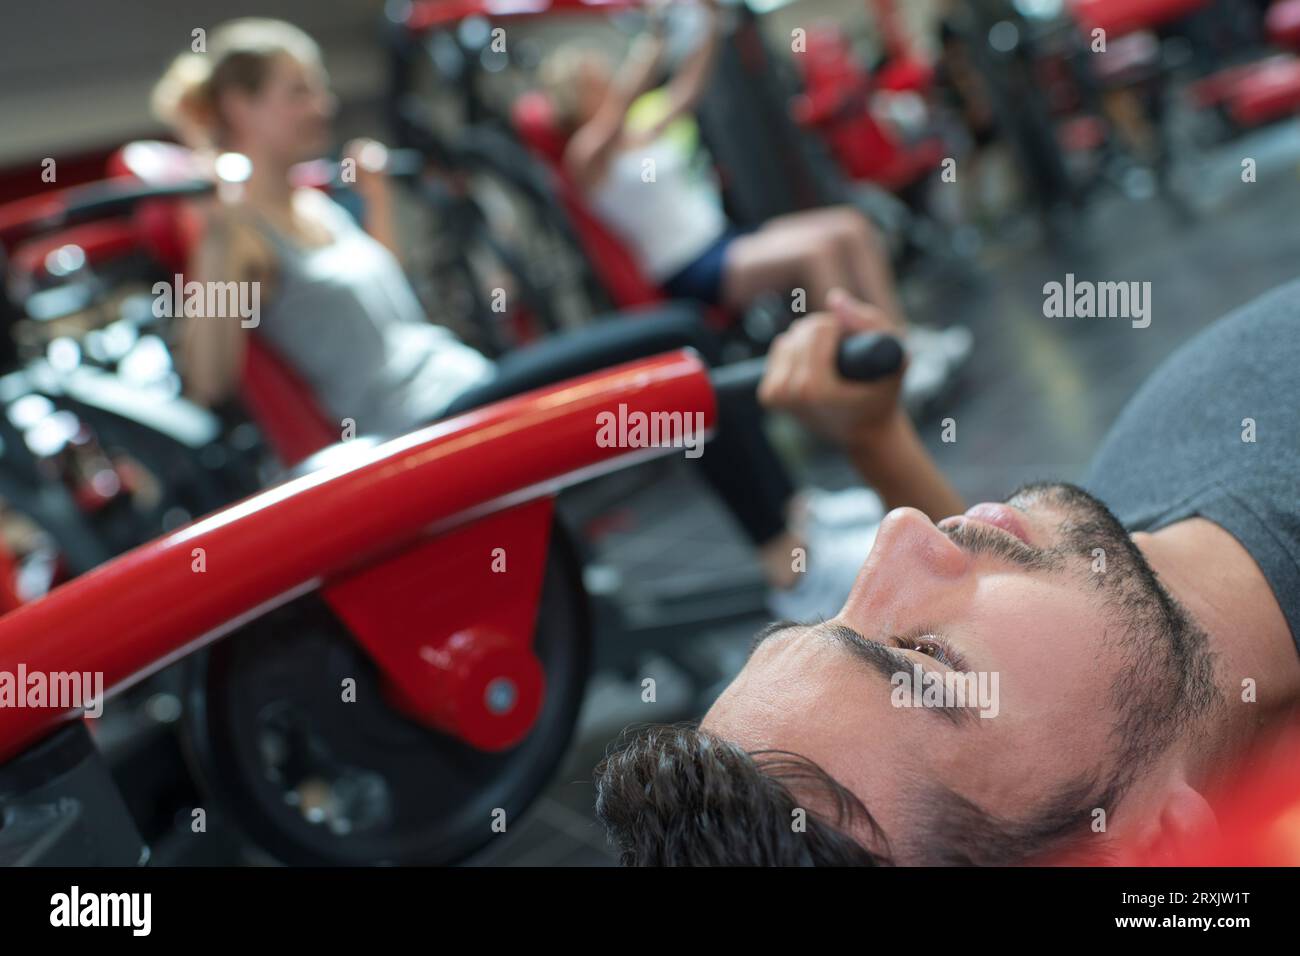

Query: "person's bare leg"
(831, 208), (908, 330)
(764, 206), (908, 330)
(719, 228), (846, 312)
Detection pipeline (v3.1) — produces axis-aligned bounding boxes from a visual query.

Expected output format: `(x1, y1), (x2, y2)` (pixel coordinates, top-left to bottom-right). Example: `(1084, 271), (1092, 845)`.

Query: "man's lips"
(940, 503), (1033, 546)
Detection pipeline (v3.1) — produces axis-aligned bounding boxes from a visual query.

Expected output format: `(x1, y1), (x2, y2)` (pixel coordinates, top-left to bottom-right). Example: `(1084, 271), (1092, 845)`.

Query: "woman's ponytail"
(151, 51), (218, 150)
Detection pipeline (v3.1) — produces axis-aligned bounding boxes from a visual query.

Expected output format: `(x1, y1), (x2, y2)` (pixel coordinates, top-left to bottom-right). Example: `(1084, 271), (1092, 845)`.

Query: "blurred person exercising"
(539, 0), (907, 324)
(595, 284), (1300, 865)
(151, 18), (874, 617)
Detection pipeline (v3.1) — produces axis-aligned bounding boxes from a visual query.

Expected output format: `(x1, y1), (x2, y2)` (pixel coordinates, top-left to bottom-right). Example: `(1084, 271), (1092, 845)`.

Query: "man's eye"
(898, 637), (936, 657)
(895, 636), (956, 668)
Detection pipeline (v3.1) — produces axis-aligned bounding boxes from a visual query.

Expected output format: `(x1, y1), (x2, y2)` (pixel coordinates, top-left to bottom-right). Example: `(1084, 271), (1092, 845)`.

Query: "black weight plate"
(181, 527), (591, 865)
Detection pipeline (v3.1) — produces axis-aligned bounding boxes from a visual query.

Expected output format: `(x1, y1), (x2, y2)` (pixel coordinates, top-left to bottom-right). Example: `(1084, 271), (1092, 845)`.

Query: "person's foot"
(766, 519), (879, 621)
(785, 486), (889, 538)
(901, 324), (973, 413)
(792, 486), (884, 535)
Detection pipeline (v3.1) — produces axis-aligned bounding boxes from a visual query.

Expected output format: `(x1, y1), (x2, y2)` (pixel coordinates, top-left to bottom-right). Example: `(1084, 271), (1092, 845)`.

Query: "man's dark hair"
(594, 722), (890, 865)
(594, 721), (1126, 866)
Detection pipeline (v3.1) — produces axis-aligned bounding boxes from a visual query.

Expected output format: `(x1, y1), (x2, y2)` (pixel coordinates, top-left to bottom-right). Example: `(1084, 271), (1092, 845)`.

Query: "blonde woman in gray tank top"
(152, 18), (492, 435)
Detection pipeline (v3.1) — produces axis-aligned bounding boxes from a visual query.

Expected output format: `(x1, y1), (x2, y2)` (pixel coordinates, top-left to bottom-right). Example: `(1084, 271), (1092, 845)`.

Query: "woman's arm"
(177, 205), (257, 407)
(343, 139), (403, 262)
(563, 28), (668, 190)
(626, 0), (723, 146)
(359, 187), (401, 262)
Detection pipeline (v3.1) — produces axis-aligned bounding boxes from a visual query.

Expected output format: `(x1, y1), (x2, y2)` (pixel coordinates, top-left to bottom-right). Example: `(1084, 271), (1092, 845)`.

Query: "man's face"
(702, 483), (1217, 862)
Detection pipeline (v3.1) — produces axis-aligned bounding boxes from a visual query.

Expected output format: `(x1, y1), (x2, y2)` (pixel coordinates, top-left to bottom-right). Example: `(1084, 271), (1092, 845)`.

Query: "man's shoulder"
(1193, 279), (1300, 349)
(1234, 276), (1300, 315)
(1083, 276), (1300, 523)
(1122, 277), (1300, 404)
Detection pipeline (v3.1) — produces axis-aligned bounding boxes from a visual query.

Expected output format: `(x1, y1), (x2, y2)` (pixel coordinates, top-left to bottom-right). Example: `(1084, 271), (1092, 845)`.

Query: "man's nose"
(838, 507), (970, 627)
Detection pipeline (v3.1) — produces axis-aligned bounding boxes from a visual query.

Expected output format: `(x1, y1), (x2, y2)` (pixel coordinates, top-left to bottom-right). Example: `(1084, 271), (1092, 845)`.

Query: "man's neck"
(1134, 517), (1300, 784)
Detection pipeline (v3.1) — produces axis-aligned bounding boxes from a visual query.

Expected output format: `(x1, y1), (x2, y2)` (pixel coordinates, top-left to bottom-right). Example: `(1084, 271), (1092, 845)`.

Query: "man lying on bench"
(595, 283), (1300, 865)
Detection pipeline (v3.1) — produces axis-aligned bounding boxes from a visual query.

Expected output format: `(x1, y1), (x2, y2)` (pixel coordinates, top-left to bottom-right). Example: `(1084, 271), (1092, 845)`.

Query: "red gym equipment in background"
(790, 2), (947, 195)
(397, 0), (678, 315)
(1070, 0), (1210, 36)
(394, 0), (940, 315)
(0, 148), (910, 864)
(1071, 0), (1300, 130)
(0, 346), (717, 762)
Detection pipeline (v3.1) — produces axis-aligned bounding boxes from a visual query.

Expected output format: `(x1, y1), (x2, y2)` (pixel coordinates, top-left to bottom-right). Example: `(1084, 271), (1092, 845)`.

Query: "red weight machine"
(0, 332), (717, 863)
(396, 0), (683, 316)
(1071, 0), (1300, 130)
(790, 19), (947, 196)
(0, 148), (906, 863)
(0, 144), (339, 472)
(511, 90), (670, 312)
(0, 153), (661, 862)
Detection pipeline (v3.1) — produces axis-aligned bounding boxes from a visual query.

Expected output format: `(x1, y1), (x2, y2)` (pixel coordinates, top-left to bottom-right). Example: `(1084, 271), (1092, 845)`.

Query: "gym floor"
(467, 120), (1300, 866)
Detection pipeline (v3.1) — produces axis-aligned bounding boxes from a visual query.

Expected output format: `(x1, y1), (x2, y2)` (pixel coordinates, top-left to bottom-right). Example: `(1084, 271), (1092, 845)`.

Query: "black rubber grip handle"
(710, 332), (904, 399)
(835, 332), (905, 381)
(0, 180), (214, 246)
(326, 148), (425, 186)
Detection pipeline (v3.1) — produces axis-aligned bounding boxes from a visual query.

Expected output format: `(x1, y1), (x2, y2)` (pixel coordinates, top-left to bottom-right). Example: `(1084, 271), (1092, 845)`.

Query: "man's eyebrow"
(747, 620), (979, 729)
(747, 619), (801, 658)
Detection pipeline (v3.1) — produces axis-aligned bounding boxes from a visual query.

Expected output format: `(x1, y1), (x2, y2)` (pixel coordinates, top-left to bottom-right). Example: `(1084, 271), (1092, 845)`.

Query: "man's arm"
(845, 410), (965, 522)
(758, 291), (965, 522)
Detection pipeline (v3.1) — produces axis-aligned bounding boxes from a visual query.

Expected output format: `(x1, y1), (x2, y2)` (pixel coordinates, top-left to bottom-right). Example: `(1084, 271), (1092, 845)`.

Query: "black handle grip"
(309, 148), (427, 190)
(835, 332), (905, 381)
(710, 332), (904, 399)
(0, 180), (214, 247)
(58, 180), (214, 222)
(381, 148), (426, 179)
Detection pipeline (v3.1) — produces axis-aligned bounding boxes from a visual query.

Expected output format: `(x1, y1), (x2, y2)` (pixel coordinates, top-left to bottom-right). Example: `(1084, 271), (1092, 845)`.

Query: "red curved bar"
(404, 0), (643, 34)
(0, 348), (716, 762)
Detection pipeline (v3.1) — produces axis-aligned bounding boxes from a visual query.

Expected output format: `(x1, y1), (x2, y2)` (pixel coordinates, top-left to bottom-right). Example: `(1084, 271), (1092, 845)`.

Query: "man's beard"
(949, 482), (1223, 783)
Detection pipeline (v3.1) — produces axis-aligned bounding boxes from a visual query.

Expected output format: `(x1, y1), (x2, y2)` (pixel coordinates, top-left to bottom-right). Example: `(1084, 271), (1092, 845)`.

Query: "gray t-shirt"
(1083, 279), (1300, 651)
(251, 193), (495, 436)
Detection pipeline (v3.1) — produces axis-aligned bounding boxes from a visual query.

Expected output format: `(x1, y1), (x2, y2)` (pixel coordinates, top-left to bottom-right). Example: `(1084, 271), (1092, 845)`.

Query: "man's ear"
(1119, 778), (1219, 865)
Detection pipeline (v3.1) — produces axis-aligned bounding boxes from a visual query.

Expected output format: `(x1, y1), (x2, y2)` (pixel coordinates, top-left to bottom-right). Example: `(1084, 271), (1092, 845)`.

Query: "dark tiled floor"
(467, 121), (1300, 865)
